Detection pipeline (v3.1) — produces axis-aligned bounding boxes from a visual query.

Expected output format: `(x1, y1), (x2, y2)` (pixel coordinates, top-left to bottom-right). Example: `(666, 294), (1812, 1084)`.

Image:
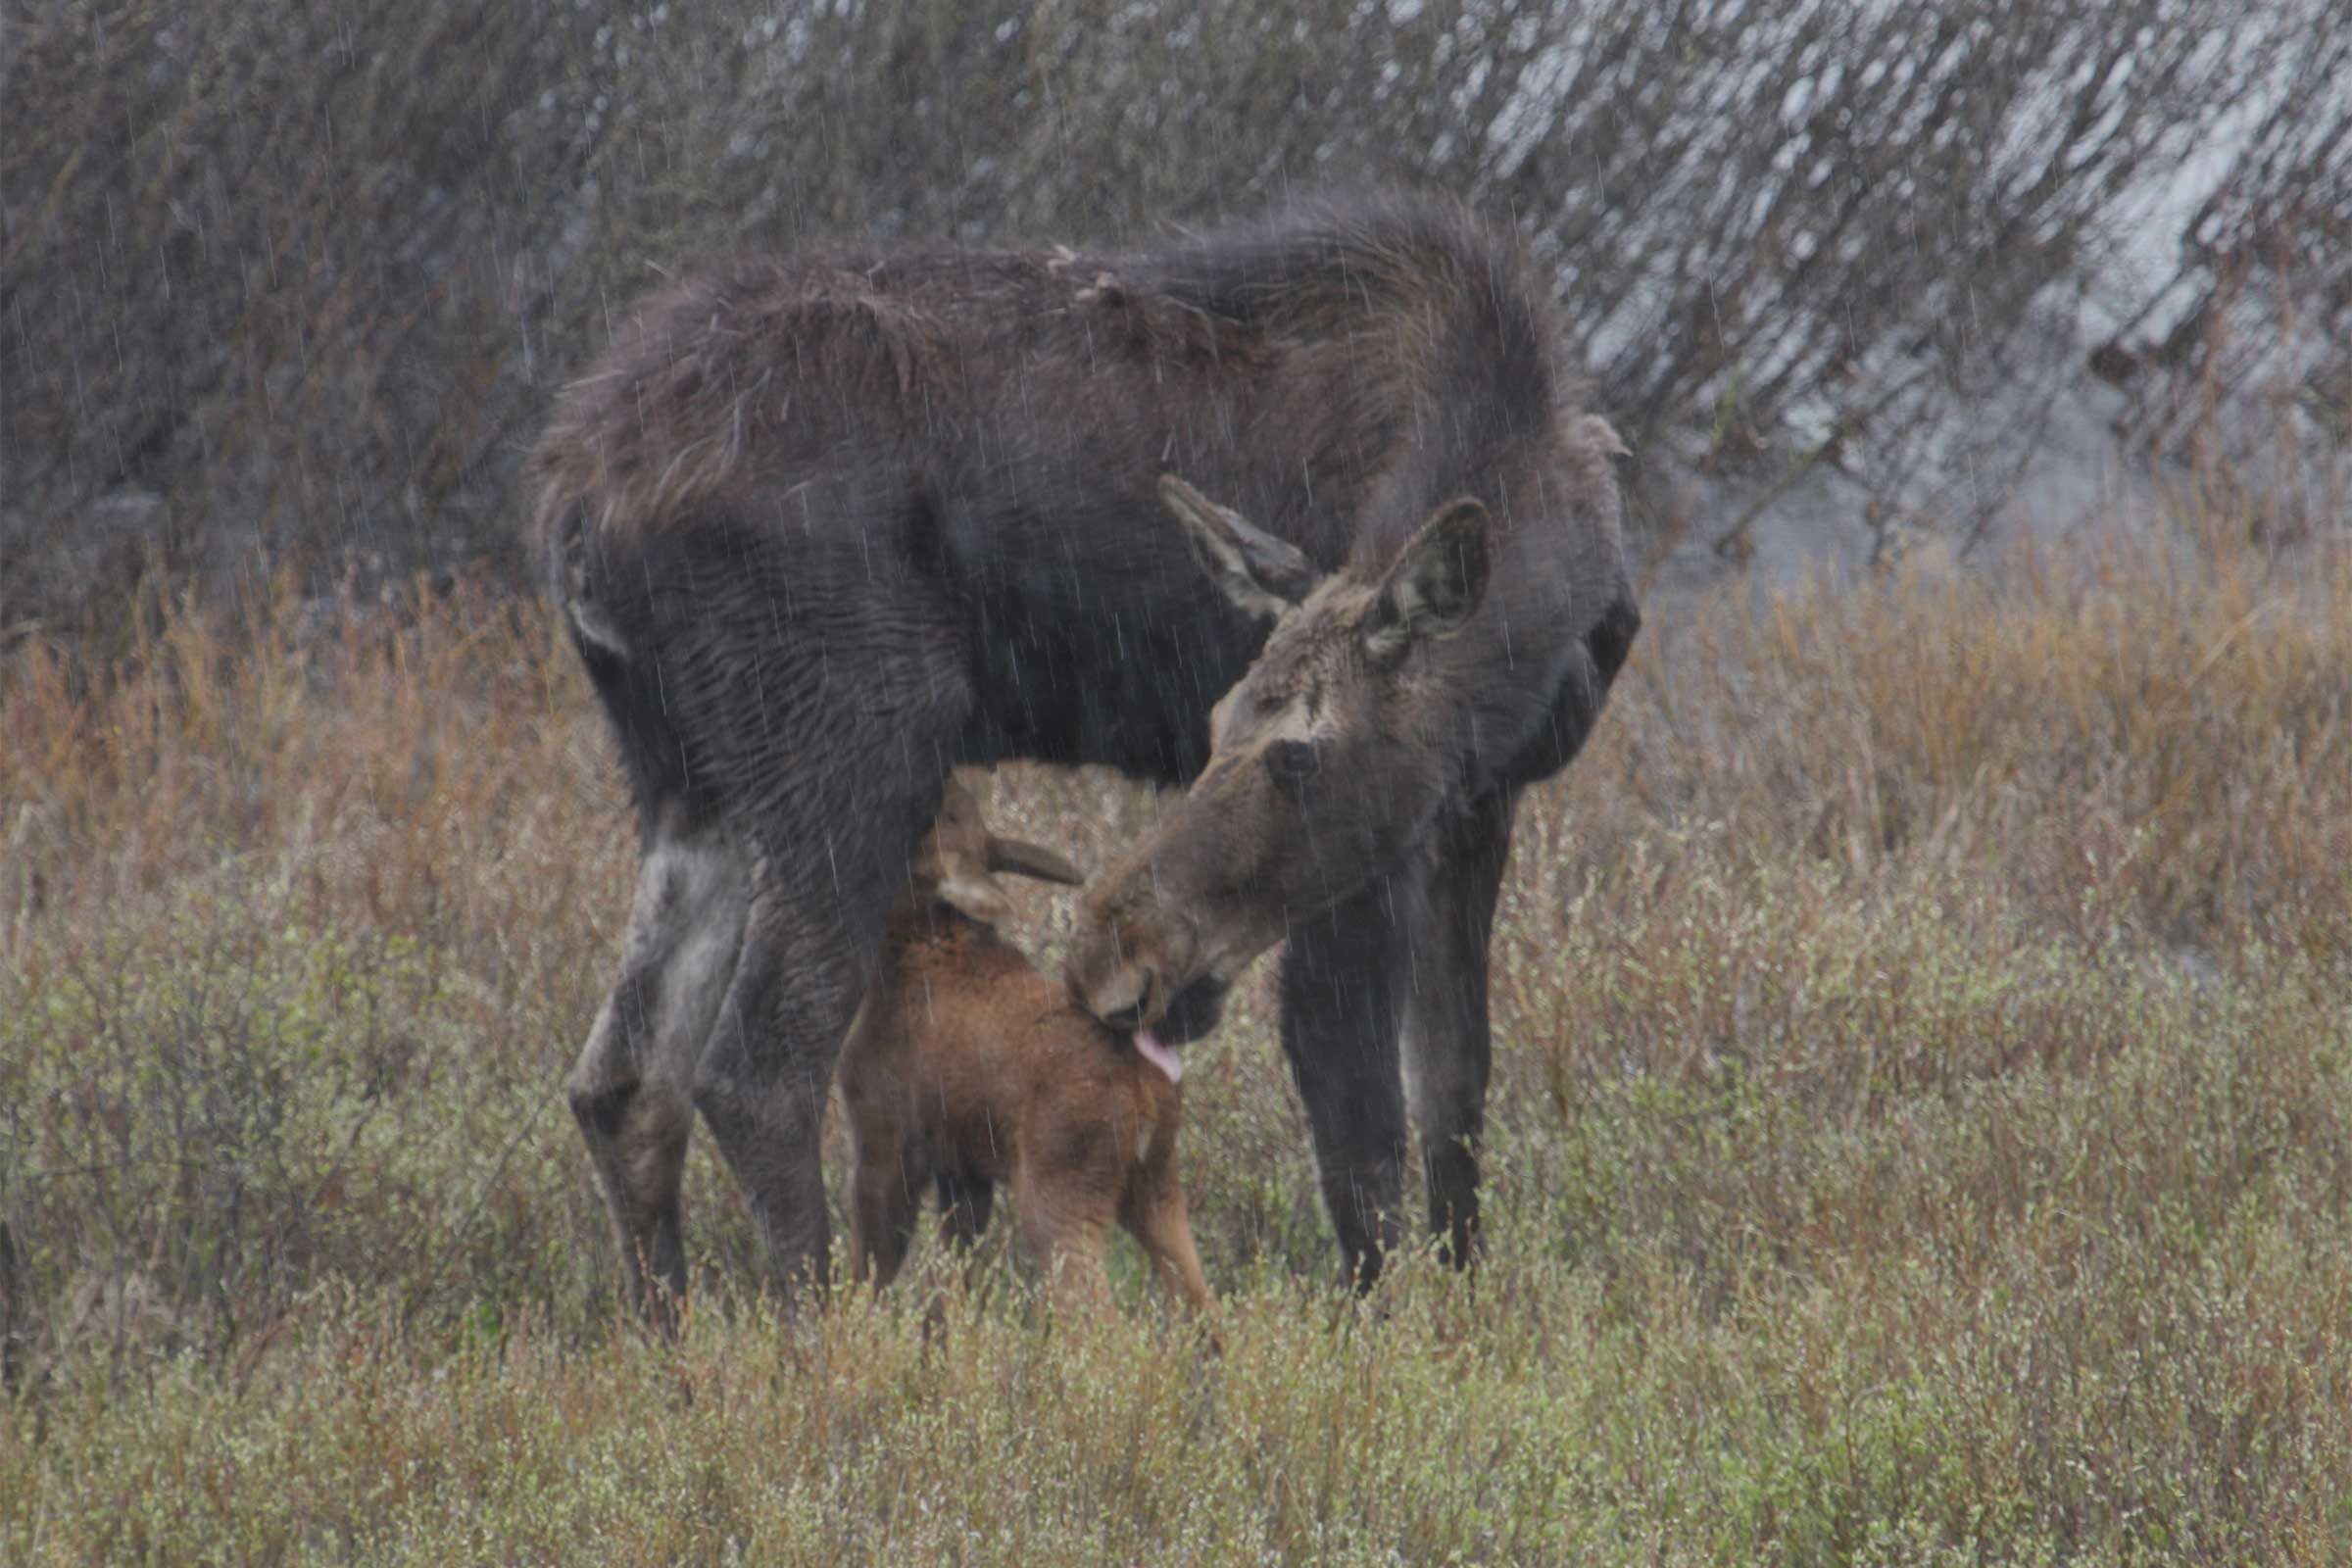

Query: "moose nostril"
(1082, 957), (1157, 1032)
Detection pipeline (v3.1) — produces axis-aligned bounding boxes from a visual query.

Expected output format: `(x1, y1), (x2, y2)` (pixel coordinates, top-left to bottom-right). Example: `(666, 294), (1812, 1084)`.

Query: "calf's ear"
(935, 864), (1015, 928)
(1158, 474), (1322, 621)
(1363, 497), (1491, 667)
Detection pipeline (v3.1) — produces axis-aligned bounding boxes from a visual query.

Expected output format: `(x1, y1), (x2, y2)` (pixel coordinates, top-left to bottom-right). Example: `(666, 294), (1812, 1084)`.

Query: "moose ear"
(986, 836), (1085, 887)
(1362, 498), (1491, 667)
(1157, 474), (1322, 622)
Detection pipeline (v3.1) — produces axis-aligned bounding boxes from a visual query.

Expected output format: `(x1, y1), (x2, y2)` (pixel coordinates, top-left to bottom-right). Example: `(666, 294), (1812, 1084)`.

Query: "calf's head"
(908, 777), (1085, 931)
(1068, 476), (1492, 1039)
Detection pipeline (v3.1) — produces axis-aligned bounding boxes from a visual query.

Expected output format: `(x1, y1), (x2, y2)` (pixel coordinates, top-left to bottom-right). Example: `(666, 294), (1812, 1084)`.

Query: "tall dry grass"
(1, 510), (2348, 1562)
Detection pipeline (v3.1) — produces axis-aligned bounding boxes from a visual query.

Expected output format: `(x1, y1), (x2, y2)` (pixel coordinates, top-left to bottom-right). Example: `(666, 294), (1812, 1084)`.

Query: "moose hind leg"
(672, 534), (973, 1310)
(567, 816), (751, 1329)
(1280, 887), (1410, 1291)
(693, 871), (878, 1309)
(1400, 790), (1515, 1269)
(693, 748), (959, 1310)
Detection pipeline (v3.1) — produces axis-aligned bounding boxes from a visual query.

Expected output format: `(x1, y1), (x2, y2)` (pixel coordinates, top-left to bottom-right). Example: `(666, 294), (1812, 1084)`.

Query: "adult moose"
(530, 192), (1639, 1322)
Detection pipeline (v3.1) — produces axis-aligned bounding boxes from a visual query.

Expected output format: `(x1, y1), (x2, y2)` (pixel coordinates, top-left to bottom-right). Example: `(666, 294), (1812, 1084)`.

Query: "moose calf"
(835, 778), (1215, 1319)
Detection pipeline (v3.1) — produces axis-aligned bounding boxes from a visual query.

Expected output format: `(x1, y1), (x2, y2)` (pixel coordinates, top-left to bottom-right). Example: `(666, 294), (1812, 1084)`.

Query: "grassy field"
(2, 508), (2348, 1564)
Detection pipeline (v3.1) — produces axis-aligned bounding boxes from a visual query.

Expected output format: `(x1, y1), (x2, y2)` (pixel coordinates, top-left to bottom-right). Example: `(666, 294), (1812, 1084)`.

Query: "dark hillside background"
(6, 0), (2347, 647)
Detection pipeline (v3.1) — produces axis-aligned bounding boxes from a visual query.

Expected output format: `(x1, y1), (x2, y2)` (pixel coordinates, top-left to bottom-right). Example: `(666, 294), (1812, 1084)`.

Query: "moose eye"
(1264, 738), (1320, 799)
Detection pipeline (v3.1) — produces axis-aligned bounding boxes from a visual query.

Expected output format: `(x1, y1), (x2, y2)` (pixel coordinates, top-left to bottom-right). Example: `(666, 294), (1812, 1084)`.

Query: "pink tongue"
(1132, 1027), (1184, 1086)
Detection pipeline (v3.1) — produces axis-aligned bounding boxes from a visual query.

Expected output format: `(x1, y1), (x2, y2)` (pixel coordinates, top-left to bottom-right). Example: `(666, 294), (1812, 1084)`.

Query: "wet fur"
(532, 191), (1639, 1312)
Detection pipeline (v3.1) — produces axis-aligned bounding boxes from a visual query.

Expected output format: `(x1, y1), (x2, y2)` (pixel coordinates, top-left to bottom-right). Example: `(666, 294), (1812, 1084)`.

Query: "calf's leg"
(1012, 1167), (1115, 1316)
(848, 1140), (926, 1293)
(937, 1172), (997, 1251)
(1123, 1174), (1216, 1316)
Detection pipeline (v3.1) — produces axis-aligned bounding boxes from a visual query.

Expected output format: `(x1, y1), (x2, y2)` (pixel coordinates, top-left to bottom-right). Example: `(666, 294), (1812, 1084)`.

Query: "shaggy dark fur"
(530, 191), (1637, 1316)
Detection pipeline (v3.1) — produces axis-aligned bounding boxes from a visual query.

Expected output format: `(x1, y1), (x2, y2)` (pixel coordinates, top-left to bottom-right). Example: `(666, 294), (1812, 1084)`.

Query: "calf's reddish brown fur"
(835, 779), (1214, 1318)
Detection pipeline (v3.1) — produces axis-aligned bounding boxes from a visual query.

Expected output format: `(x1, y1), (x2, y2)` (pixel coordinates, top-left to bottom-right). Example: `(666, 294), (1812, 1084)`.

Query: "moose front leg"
(1398, 788), (1516, 1269)
(1279, 887), (1409, 1290)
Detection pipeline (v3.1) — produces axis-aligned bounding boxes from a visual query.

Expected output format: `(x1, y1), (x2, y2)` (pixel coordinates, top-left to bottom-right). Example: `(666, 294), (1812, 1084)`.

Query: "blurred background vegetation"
(6, 0), (2348, 647)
